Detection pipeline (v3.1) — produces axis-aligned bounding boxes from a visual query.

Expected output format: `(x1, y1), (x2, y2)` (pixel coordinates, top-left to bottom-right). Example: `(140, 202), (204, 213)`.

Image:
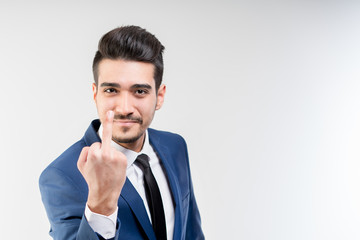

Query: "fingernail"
(107, 110), (114, 119)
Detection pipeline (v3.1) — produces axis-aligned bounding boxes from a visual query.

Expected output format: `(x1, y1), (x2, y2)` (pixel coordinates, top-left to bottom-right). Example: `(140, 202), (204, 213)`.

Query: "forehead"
(97, 59), (155, 86)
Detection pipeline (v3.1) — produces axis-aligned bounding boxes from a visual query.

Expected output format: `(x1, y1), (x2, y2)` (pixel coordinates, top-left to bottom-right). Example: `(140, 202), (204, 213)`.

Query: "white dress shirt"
(85, 126), (175, 239)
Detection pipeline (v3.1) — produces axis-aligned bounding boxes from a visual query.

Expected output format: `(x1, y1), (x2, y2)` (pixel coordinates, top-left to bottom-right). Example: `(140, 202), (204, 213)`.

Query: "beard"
(111, 114), (146, 144)
(112, 130), (145, 144)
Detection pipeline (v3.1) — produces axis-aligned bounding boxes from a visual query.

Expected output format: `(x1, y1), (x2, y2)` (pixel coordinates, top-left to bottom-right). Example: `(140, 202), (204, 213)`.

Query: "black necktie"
(135, 154), (167, 240)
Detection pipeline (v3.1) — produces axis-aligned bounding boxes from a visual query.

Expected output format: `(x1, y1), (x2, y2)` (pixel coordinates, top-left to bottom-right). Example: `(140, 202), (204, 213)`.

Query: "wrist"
(87, 196), (118, 216)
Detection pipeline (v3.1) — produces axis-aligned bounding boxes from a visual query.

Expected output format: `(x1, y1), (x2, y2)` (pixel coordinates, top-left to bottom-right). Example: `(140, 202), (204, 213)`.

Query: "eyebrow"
(130, 84), (152, 90)
(100, 82), (121, 88)
(100, 82), (152, 90)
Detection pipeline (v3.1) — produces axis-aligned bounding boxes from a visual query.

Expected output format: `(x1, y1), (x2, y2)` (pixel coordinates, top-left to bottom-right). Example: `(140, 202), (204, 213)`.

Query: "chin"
(113, 131), (145, 144)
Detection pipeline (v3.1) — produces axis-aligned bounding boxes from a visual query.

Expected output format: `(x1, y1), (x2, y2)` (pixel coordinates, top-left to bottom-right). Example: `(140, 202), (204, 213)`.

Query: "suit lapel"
(149, 131), (184, 240)
(120, 179), (156, 240)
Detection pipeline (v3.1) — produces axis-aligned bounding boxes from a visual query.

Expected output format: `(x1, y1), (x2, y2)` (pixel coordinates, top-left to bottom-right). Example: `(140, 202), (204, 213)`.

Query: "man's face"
(93, 59), (165, 151)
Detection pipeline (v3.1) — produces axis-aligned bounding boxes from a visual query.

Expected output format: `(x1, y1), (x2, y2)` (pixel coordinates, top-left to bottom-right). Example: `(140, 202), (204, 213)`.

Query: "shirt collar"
(98, 124), (152, 169)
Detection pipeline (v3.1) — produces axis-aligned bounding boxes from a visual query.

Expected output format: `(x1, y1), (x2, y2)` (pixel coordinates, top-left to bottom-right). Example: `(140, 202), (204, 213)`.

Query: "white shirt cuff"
(84, 205), (118, 239)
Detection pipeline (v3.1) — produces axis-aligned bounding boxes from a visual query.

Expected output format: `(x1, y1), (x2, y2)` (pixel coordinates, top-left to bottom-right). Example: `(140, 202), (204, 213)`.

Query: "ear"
(92, 83), (97, 101)
(155, 84), (166, 110)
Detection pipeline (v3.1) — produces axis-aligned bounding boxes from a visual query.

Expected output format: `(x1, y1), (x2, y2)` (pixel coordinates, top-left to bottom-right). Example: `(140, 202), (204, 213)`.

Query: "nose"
(114, 92), (134, 116)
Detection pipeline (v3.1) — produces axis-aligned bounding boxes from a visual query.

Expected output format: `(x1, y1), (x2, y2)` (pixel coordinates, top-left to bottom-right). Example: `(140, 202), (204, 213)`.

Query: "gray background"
(1, 0), (360, 239)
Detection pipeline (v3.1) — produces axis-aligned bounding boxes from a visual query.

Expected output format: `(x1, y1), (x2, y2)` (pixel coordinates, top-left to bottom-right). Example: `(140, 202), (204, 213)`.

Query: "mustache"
(114, 114), (143, 123)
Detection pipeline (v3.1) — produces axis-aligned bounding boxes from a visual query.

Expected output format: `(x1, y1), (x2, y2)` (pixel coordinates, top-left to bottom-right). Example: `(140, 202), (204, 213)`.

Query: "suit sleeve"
(185, 175), (204, 240)
(181, 138), (205, 240)
(39, 166), (120, 240)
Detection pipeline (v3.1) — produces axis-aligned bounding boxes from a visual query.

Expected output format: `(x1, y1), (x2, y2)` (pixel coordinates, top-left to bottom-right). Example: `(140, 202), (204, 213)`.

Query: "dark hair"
(92, 25), (165, 90)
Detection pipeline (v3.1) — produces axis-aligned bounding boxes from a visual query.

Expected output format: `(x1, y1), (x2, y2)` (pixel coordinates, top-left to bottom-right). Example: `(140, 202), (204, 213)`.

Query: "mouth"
(113, 119), (141, 127)
(113, 115), (143, 124)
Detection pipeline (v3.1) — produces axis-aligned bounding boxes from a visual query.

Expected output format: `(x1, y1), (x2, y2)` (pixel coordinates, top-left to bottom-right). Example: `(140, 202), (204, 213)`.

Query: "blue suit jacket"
(39, 120), (204, 240)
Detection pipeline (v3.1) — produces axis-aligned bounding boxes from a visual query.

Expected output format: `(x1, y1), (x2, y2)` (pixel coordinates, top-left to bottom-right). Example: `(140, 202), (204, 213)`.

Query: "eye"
(135, 89), (148, 95)
(104, 88), (117, 94)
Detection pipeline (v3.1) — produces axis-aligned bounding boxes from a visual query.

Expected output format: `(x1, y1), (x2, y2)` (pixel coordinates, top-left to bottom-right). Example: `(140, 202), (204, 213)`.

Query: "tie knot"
(135, 153), (150, 170)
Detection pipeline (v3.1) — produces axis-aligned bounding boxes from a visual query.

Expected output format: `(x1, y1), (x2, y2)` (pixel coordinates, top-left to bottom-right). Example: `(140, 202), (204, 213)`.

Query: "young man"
(39, 26), (204, 240)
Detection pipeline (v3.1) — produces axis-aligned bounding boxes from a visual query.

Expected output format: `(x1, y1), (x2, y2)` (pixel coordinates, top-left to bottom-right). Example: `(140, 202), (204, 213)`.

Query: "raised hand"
(77, 110), (127, 216)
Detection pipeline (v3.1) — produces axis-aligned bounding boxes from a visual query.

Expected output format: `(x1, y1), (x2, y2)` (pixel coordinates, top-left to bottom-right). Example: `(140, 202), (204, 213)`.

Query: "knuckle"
(87, 149), (94, 159)
(90, 142), (101, 150)
(77, 161), (82, 171)
(120, 159), (128, 168)
(87, 149), (99, 161)
(101, 151), (111, 160)
(115, 152), (127, 167)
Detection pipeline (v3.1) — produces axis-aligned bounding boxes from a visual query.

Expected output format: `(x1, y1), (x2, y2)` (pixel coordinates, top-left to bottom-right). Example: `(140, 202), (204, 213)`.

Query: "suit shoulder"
(148, 128), (187, 144)
(39, 139), (86, 184)
(51, 139), (86, 167)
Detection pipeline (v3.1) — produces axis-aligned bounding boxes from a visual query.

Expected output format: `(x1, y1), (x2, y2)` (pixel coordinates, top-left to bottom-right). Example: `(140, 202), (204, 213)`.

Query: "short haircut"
(92, 25), (165, 91)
